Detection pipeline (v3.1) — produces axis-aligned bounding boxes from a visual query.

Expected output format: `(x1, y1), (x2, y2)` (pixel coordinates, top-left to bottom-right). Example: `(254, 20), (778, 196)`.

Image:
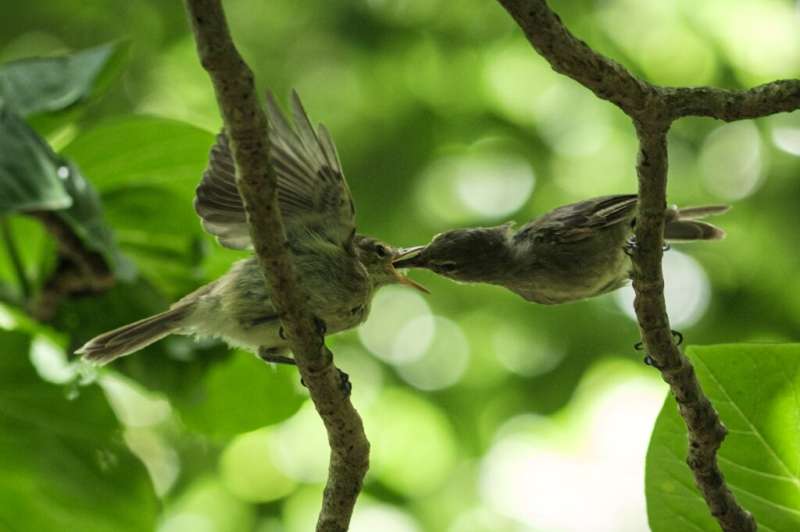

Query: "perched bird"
(77, 91), (426, 364)
(393, 194), (727, 304)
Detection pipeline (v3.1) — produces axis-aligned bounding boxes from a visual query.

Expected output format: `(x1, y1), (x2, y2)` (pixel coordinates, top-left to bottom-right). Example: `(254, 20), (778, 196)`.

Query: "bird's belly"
(513, 247), (631, 304)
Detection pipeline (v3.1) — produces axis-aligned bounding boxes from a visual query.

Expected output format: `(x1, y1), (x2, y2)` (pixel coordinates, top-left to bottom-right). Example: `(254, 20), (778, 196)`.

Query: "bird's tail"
(76, 305), (192, 364)
(664, 204), (730, 241)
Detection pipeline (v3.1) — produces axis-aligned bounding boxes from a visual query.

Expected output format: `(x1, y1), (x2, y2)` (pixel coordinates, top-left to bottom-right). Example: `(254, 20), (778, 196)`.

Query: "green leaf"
(177, 352), (306, 439)
(0, 330), (158, 532)
(0, 106), (72, 214)
(62, 116), (216, 288)
(0, 41), (126, 118)
(646, 344), (800, 532)
(61, 115), (215, 195)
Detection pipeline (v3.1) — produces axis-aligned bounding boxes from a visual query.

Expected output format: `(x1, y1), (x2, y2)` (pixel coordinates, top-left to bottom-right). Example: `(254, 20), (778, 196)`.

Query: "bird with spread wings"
(77, 91), (425, 364)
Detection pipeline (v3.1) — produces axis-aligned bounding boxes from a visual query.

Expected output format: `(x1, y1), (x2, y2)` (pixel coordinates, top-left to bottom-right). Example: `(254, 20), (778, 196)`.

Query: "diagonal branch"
(183, 1), (369, 530)
(492, 0), (800, 530)
(496, 0), (654, 115)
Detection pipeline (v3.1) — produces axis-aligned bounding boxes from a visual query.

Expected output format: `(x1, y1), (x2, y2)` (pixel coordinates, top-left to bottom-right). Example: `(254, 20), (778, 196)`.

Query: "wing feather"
(194, 91), (356, 250)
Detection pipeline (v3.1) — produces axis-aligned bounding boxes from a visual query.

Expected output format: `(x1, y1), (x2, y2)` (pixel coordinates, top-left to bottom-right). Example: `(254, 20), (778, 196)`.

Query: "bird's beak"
(392, 246), (425, 269)
(390, 247), (429, 293)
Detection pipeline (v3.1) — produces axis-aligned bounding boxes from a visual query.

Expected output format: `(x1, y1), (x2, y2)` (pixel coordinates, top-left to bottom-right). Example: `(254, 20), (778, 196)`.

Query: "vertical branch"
(183, 1), (369, 530)
(630, 122), (756, 531)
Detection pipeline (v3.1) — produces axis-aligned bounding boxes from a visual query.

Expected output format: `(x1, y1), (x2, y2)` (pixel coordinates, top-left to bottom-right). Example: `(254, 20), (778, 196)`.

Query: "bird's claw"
(635, 330), (683, 369)
(643, 355), (663, 369)
(300, 368), (352, 398)
(623, 236), (637, 257)
(671, 329), (683, 346)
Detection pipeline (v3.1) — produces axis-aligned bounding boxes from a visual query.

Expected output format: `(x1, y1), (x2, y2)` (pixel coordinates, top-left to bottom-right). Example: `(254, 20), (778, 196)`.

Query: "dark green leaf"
(0, 41), (126, 118)
(0, 330), (158, 532)
(56, 160), (135, 280)
(646, 344), (800, 532)
(0, 106), (72, 214)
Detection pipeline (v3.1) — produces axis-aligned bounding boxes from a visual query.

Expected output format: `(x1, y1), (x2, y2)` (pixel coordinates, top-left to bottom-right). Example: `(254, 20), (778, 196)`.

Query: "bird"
(77, 91), (426, 364)
(393, 194), (727, 304)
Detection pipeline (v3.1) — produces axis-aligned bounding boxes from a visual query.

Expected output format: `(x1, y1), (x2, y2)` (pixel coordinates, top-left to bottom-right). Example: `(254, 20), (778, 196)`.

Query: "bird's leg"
(662, 242), (671, 252)
(259, 347), (351, 397)
(258, 346), (295, 365)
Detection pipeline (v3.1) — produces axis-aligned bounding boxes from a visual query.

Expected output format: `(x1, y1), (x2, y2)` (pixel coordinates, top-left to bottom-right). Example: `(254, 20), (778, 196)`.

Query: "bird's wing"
(516, 194), (638, 244)
(194, 90), (356, 251)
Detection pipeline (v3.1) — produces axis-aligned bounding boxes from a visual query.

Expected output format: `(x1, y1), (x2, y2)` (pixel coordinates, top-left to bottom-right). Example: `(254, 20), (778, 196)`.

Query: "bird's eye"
(437, 262), (457, 272)
(375, 245), (387, 258)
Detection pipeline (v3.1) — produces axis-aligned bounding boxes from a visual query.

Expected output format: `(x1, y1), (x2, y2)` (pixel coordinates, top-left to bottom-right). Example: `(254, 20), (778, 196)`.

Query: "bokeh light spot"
(220, 429), (296, 503)
(616, 250), (710, 328)
(395, 316), (470, 390)
(351, 503), (422, 532)
(359, 286), (432, 364)
(418, 151), (535, 224)
(700, 121), (764, 200)
(367, 388), (458, 495)
(269, 402), (330, 483)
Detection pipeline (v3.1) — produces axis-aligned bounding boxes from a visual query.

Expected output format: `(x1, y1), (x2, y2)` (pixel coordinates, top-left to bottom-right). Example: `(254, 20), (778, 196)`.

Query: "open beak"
(390, 247), (429, 293)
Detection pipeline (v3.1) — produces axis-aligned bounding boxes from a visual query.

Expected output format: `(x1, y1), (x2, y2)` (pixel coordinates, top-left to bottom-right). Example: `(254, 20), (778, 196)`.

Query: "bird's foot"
(299, 368), (351, 398)
(623, 236), (637, 257)
(634, 330), (683, 369)
(624, 237), (671, 256)
(671, 329), (683, 346)
(258, 347), (295, 366)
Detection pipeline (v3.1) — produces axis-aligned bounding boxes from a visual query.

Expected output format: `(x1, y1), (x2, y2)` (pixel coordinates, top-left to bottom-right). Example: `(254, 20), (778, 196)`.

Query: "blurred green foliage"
(0, 0), (798, 531)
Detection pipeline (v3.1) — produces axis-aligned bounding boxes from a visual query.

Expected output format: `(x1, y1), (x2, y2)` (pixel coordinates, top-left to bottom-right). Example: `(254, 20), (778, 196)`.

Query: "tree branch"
(183, 1), (369, 530)
(631, 121), (755, 531)
(493, 0), (799, 530)
(662, 80), (800, 121)
(496, 0), (654, 115)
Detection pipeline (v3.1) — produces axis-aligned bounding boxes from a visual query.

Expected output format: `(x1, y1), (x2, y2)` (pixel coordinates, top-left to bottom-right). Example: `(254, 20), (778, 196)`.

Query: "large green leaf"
(646, 344), (800, 532)
(0, 330), (158, 531)
(0, 106), (72, 214)
(177, 351), (306, 439)
(61, 115), (215, 194)
(0, 42), (125, 118)
(62, 116), (217, 289)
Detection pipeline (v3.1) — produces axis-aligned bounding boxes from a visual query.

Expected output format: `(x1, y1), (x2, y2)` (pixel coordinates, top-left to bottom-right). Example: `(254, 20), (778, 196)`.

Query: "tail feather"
(76, 306), (191, 364)
(674, 204), (730, 220)
(665, 220), (726, 241)
(663, 203), (729, 242)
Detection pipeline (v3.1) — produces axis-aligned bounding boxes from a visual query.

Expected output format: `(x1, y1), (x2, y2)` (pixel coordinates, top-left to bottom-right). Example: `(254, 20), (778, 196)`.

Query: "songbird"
(77, 91), (426, 364)
(393, 194), (727, 304)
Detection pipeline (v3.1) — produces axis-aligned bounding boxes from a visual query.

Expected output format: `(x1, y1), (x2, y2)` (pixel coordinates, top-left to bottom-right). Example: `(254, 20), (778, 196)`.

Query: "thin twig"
(1, 217), (31, 300)
(182, 1), (369, 530)
(496, 0), (800, 530)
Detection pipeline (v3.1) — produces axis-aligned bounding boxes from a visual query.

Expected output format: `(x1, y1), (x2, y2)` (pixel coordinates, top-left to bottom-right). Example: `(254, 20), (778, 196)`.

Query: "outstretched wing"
(515, 194), (638, 244)
(194, 90), (356, 250)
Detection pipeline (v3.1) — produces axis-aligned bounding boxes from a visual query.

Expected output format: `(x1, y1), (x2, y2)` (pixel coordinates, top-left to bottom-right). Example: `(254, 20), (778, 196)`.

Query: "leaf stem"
(1, 217), (31, 300)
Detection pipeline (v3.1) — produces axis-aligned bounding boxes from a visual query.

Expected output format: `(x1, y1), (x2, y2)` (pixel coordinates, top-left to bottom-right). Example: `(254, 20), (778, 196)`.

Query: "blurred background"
(1, 0), (799, 531)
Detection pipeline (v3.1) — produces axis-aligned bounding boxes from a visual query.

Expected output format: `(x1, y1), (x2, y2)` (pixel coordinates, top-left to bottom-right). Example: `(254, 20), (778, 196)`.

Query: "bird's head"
(354, 236), (429, 293)
(392, 227), (511, 283)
